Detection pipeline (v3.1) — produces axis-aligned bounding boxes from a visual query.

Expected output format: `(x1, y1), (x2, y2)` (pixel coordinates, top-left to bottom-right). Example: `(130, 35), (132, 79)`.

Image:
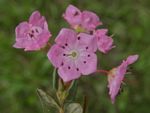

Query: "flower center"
(74, 25), (86, 33)
(71, 51), (77, 57)
(27, 26), (42, 39)
(67, 50), (79, 60)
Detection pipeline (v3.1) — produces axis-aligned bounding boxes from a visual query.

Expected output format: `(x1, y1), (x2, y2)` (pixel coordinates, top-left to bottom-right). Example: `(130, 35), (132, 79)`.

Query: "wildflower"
(63, 5), (102, 32)
(95, 29), (114, 53)
(47, 28), (97, 82)
(107, 55), (139, 103)
(13, 11), (51, 51)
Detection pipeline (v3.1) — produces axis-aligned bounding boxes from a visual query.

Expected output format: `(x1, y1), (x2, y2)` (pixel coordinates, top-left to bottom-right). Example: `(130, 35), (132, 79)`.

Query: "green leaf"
(67, 80), (78, 101)
(37, 88), (60, 109)
(65, 103), (83, 113)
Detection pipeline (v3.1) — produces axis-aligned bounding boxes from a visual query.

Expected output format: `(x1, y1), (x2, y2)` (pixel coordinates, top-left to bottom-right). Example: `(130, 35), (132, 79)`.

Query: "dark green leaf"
(37, 88), (60, 109)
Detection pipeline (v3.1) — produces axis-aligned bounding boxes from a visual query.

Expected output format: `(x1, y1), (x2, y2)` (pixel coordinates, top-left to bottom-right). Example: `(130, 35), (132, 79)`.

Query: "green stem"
(59, 108), (64, 113)
(52, 68), (57, 90)
(83, 96), (87, 113)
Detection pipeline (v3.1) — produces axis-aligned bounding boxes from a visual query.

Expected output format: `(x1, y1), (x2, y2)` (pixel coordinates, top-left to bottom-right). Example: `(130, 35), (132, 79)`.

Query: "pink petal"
(95, 29), (108, 36)
(13, 42), (24, 49)
(76, 52), (97, 75)
(36, 31), (51, 47)
(13, 37), (38, 50)
(29, 11), (46, 27)
(77, 33), (97, 52)
(81, 11), (102, 31)
(118, 55), (139, 77)
(58, 60), (81, 82)
(63, 5), (82, 27)
(98, 36), (114, 53)
(55, 28), (77, 47)
(24, 41), (40, 51)
(96, 29), (114, 53)
(15, 22), (29, 40)
(109, 75), (122, 104)
(47, 44), (65, 68)
(126, 55), (139, 65)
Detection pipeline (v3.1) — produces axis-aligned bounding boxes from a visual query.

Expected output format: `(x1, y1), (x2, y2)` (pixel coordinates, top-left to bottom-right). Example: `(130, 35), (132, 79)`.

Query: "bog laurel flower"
(94, 29), (114, 53)
(47, 28), (97, 82)
(107, 55), (139, 103)
(63, 5), (102, 32)
(13, 11), (51, 51)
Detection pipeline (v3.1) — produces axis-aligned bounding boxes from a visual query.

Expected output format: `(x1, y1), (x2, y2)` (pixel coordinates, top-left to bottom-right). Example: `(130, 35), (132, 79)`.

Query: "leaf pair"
(37, 89), (83, 113)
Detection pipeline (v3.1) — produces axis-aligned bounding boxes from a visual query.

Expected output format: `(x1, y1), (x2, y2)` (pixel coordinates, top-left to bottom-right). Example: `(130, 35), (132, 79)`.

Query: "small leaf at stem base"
(65, 103), (83, 113)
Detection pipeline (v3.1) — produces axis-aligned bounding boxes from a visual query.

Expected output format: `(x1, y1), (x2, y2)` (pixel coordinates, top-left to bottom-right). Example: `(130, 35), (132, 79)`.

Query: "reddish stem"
(47, 42), (51, 47)
(96, 69), (109, 75)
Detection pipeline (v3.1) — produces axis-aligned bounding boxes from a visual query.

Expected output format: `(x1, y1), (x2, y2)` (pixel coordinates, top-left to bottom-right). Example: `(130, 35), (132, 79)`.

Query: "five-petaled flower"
(47, 28), (97, 82)
(107, 55), (139, 103)
(13, 11), (51, 51)
(63, 5), (102, 33)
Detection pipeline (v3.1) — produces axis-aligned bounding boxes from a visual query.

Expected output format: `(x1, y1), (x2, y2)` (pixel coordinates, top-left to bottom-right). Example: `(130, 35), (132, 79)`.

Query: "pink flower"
(95, 29), (114, 53)
(47, 28), (97, 82)
(107, 55), (139, 103)
(13, 11), (51, 51)
(63, 5), (102, 32)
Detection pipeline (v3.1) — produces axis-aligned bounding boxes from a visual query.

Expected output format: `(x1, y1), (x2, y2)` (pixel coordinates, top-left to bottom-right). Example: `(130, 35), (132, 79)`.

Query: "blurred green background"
(0, 0), (150, 113)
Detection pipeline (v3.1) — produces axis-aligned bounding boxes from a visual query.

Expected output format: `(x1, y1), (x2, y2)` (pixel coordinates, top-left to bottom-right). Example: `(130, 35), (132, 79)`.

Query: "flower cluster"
(13, 5), (139, 103)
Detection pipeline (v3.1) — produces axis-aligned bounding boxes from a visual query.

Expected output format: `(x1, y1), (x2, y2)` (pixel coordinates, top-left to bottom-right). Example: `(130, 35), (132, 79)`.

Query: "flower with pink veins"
(95, 29), (114, 54)
(13, 11), (51, 51)
(63, 5), (102, 32)
(47, 28), (97, 82)
(107, 55), (139, 103)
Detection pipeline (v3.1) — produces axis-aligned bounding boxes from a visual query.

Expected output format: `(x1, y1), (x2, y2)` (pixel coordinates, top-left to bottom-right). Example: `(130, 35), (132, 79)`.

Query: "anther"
(65, 43), (68, 46)
(77, 36), (80, 40)
(68, 66), (71, 69)
(61, 62), (64, 66)
(74, 11), (79, 16)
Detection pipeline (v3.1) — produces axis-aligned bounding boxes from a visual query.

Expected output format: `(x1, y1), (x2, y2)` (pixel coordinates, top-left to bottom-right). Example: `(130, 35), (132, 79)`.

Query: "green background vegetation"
(0, 0), (150, 113)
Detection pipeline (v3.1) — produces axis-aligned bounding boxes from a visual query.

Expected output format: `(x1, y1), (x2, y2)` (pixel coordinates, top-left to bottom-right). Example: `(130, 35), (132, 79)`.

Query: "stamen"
(35, 29), (39, 33)
(61, 62), (64, 66)
(62, 46), (65, 49)
(68, 66), (71, 69)
(74, 11), (79, 16)
(77, 36), (80, 40)
(29, 33), (34, 38)
(89, 31), (93, 35)
(66, 51), (77, 58)
(65, 43), (68, 46)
